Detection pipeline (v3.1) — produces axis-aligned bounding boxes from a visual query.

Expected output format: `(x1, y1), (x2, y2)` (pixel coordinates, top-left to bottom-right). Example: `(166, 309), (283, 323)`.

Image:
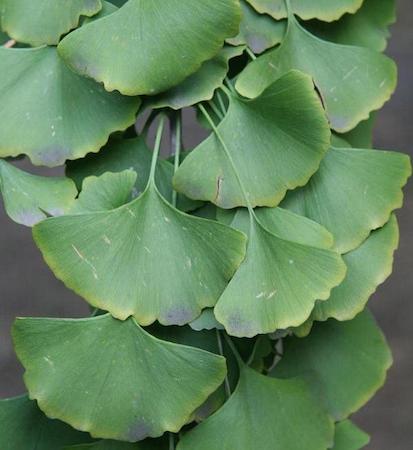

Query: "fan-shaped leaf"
(227, 1), (286, 54)
(177, 365), (333, 450)
(58, 0), (242, 96)
(13, 314), (227, 441)
(0, 395), (94, 450)
(282, 146), (411, 253)
(174, 70), (330, 209)
(66, 136), (200, 212)
(272, 310), (393, 420)
(0, 47), (140, 167)
(340, 114), (376, 149)
(214, 214), (346, 337)
(0, 159), (77, 226)
(236, 15), (397, 132)
(149, 46), (244, 110)
(190, 309), (225, 331)
(312, 215), (399, 322)
(332, 420), (370, 450)
(307, 0), (396, 52)
(68, 170), (137, 214)
(245, 0), (363, 21)
(33, 181), (246, 326)
(0, 0), (102, 46)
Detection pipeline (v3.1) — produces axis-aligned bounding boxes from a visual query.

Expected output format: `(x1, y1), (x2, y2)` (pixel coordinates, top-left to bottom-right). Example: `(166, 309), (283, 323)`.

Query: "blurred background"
(0, 1), (411, 448)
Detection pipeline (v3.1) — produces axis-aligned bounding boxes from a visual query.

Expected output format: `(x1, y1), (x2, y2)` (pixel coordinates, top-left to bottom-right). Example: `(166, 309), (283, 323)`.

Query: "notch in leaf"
(13, 314), (227, 442)
(177, 364), (333, 450)
(58, 0), (242, 96)
(0, 0), (102, 46)
(0, 47), (140, 167)
(174, 70), (330, 209)
(236, 10), (397, 132)
(0, 159), (77, 226)
(281, 146), (411, 253)
(34, 118), (247, 326)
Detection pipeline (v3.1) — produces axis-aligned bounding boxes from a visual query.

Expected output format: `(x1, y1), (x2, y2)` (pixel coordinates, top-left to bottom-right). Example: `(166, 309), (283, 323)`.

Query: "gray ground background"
(0, 2), (412, 448)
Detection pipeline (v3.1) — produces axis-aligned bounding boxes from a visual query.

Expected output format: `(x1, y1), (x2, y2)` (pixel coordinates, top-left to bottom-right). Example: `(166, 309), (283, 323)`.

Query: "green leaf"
(82, 1), (118, 24)
(214, 214), (346, 337)
(0, 159), (77, 226)
(177, 365), (333, 450)
(33, 182), (246, 326)
(306, 0), (396, 52)
(0, 0), (102, 46)
(64, 439), (167, 450)
(190, 309), (225, 331)
(281, 146), (411, 253)
(331, 420), (370, 450)
(245, 0), (363, 21)
(312, 215), (399, 322)
(0, 395), (94, 450)
(236, 15), (397, 132)
(13, 314), (227, 441)
(148, 46), (244, 110)
(68, 170), (137, 214)
(58, 0), (242, 96)
(174, 70), (330, 209)
(66, 136), (200, 212)
(272, 310), (393, 420)
(339, 113), (376, 149)
(0, 47), (140, 167)
(227, 1), (286, 54)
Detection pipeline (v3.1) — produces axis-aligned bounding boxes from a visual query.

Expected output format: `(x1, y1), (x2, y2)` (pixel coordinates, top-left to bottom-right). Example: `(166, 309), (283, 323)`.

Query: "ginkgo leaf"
(149, 46), (245, 110)
(13, 314), (227, 441)
(340, 114), (376, 149)
(0, 0), (102, 46)
(177, 365), (333, 450)
(307, 0), (396, 52)
(236, 14), (397, 132)
(227, 1), (286, 54)
(0, 395), (94, 450)
(272, 310), (393, 420)
(245, 0), (363, 21)
(33, 180), (246, 326)
(214, 214), (346, 337)
(58, 0), (242, 96)
(0, 47), (140, 167)
(82, 1), (118, 24)
(0, 159), (77, 226)
(190, 309), (225, 331)
(64, 439), (167, 450)
(174, 70), (330, 209)
(66, 136), (201, 212)
(331, 420), (370, 450)
(312, 215), (399, 322)
(281, 146), (411, 253)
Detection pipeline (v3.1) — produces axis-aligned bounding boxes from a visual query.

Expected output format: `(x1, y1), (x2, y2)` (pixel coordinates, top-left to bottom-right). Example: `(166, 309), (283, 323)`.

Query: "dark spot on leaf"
(163, 307), (194, 326)
(127, 419), (152, 442)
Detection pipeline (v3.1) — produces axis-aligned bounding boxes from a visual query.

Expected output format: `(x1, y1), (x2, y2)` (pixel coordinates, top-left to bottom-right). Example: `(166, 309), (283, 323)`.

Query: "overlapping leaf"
(174, 70), (330, 209)
(64, 440), (167, 450)
(33, 166), (246, 325)
(0, 395), (94, 450)
(58, 0), (242, 96)
(214, 209), (346, 337)
(66, 136), (200, 212)
(312, 215), (399, 322)
(0, 47), (140, 166)
(272, 310), (393, 420)
(177, 365), (333, 450)
(331, 420), (370, 450)
(0, 159), (77, 226)
(281, 146), (410, 253)
(13, 314), (227, 441)
(236, 14), (397, 132)
(245, 0), (363, 21)
(307, 0), (396, 52)
(149, 46), (245, 110)
(227, 0), (286, 54)
(0, 0), (102, 46)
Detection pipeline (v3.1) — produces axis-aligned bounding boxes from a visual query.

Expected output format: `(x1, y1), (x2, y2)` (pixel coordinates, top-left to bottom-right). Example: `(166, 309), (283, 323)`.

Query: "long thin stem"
(224, 76), (236, 95)
(141, 109), (159, 138)
(216, 91), (227, 116)
(223, 333), (245, 368)
(198, 104), (254, 216)
(171, 112), (182, 207)
(246, 47), (257, 61)
(169, 433), (175, 450)
(208, 100), (224, 121)
(216, 330), (232, 398)
(149, 116), (166, 184)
